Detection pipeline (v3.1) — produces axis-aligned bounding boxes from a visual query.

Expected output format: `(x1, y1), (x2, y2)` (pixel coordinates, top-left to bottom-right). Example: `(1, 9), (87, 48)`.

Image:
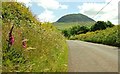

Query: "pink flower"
(9, 35), (14, 45)
(8, 25), (14, 46)
(22, 40), (27, 48)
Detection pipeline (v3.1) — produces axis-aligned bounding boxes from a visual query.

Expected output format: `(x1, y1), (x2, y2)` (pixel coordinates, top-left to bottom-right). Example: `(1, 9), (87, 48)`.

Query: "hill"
(56, 14), (95, 23)
(2, 2), (68, 72)
(54, 14), (95, 30)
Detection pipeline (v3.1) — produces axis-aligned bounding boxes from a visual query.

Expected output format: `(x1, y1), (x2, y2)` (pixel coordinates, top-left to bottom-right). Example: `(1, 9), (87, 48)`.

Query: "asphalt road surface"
(67, 40), (118, 72)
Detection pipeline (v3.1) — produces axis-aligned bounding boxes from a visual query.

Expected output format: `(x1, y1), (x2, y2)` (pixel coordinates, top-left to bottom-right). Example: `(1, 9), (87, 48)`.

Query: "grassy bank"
(70, 25), (120, 47)
(2, 2), (68, 72)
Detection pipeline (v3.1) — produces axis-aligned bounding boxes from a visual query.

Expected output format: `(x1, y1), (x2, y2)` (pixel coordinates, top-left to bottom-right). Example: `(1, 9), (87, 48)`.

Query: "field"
(53, 22), (95, 30)
(2, 2), (68, 72)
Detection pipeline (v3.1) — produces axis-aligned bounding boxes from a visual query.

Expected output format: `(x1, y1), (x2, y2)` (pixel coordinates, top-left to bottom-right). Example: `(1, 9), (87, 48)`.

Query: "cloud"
(17, 0), (32, 7)
(37, 10), (55, 22)
(60, 5), (68, 9)
(17, 0), (68, 10)
(57, 0), (105, 2)
(17, 0), (68, 22)
(78, 3), (105, 16)
(78, 0), (119, 24)
(17, 0), (31, 3)
(37, 0), (68, 10)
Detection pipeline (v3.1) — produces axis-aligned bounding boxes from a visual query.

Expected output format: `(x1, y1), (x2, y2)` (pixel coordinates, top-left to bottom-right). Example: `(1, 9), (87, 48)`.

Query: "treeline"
(62, 21), (114, 38)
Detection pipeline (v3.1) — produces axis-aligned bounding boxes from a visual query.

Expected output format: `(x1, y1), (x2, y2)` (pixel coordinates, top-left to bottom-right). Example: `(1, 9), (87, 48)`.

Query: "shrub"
(91, 21), (107, 31)
(62, 25), (90, 38)
(90, 21), (114, 31)
(71, 25), (120, 47)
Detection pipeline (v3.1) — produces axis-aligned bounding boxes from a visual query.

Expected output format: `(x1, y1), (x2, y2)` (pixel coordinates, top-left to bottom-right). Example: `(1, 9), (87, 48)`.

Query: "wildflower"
(22, 41), (27, 48)
(8, 25), (14, 46)
(22, 39), (28, 48)
(9, 35), (14, 45)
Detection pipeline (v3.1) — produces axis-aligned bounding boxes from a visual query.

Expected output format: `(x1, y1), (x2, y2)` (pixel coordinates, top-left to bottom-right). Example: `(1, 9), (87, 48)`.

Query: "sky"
(17, 0), (119, 24)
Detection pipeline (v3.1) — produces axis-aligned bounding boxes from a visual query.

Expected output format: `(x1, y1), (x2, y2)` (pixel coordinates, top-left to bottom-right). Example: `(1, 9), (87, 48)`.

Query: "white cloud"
(57, 0), (105, 2)
(78, 0), (119, 24)
(17, 0), (68, 10)
(60, 5), (68, 9)
(17, 0), (68, 22)
(78, 3), (105, 16)
(17, 0), (32, 7)
(17, 0), (31, 3)
(37, 0), (68, 10)
(37, 10), (55, 22)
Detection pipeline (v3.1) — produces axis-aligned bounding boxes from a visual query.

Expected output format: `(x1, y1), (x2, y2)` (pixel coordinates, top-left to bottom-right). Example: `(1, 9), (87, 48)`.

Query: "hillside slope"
(56, 14), (95, 23)
(53, 22), (95, 30)
(2, 2), (68, 72)
(54, 14), (95, 30)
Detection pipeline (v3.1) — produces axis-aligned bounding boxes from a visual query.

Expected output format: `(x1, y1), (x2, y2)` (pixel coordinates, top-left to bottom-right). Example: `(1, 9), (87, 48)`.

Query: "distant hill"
(54, 14), (95, 30)
(56, 13), (95, 23)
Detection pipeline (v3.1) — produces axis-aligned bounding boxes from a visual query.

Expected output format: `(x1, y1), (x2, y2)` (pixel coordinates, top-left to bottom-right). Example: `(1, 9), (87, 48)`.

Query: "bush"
(106, 21), (114, 27)
(91, 21), (107, 31)
(71, 25), (120, 47)
(61, 21), (114, 38)
(62, 25), (90, 38)
(91, 21), (114, 31)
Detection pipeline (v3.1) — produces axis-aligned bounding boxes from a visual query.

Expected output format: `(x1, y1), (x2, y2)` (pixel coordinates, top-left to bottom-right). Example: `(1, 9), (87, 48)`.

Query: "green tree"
(91, 21), (107, 31)
(77, 26), (89, 34)
(62, 29), (71, 38)
(106, 21), (114, 27)
(70, 26), (79, 35)
(69, 25), (89, 35)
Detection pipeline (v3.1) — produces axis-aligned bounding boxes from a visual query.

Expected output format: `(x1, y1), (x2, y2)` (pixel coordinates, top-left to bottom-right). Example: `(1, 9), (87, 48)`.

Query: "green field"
(53, 22), (95, 30)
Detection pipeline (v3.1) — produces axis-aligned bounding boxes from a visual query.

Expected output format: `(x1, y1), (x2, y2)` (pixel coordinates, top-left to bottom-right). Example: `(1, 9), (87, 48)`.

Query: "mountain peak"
(56, 13), (95, 23)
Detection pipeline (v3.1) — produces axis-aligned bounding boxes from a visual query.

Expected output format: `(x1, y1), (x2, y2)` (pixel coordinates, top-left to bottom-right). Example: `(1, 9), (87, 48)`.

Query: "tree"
(78, 26), (89, 34)
(106, 21), (114, 27)
(69, 25), (89, 35)
(91, 21), (107, 31)
(70, 26), (78, 35)
(62, 29), (71, 38)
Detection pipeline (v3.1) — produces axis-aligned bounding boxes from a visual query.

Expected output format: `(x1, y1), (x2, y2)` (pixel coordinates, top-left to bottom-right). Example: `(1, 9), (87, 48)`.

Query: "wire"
(92, 0), (112, 18)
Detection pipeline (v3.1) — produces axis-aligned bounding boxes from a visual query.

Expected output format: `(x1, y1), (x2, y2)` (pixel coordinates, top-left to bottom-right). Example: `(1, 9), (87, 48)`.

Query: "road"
(67, 40), (118, 72)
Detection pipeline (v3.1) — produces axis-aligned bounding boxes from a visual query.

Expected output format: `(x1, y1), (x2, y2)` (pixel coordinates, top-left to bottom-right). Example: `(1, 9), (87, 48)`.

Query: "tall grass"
(2, 2), (68, 72)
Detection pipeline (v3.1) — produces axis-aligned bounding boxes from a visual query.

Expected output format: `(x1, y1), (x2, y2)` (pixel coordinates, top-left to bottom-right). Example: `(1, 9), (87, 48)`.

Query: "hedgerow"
(71, 25), (120, 47)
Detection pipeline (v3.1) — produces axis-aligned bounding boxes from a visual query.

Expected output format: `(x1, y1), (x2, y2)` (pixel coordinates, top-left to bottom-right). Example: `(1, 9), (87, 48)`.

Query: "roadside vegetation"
(2, 2), (68, 72)
(61, 21), (114, 38)
(70, 25), (120, 47)
(61, 25), (90, 38)
(57, 20), (119, 47)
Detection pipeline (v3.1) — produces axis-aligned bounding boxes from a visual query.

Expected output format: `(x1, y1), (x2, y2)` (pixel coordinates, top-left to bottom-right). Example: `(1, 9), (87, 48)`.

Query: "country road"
(67, 40), (118, 72)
